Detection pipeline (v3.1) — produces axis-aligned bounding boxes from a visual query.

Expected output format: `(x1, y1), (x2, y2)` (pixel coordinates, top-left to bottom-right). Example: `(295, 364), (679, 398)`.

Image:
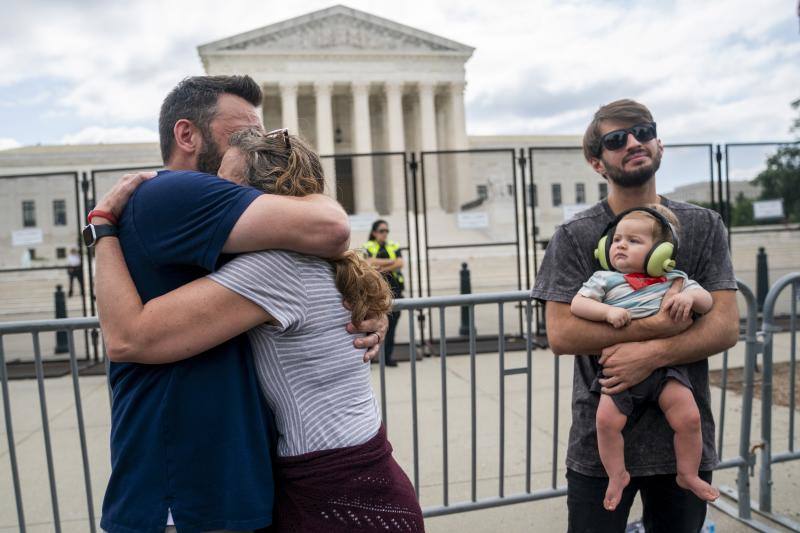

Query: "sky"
(0, 0), (798, 156)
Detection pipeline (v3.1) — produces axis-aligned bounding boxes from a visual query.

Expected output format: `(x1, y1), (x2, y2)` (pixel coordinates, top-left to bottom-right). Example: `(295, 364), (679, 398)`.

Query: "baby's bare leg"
(658, 380), (719, 502)
(596, 393), (630, 511)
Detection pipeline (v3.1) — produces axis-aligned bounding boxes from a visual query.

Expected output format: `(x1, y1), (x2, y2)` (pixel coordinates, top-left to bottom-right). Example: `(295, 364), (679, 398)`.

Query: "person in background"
(364, 220), (405, 367)
(66, 247), (83, 297)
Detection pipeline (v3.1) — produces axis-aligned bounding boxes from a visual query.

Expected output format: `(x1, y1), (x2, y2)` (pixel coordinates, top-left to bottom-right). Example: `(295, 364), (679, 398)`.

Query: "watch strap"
(83, 224), (119, 247)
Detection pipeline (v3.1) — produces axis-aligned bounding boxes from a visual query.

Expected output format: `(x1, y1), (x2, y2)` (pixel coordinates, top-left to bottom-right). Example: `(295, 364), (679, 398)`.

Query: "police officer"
(364, 220), (404, 367)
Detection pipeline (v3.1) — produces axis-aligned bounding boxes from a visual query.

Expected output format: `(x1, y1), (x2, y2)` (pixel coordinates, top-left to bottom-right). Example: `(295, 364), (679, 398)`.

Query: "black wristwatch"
(82, 223), (119, 248)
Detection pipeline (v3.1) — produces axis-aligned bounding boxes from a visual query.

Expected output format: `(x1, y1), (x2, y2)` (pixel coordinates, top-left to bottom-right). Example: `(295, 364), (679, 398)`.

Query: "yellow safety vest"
(363, 240), (404, 287)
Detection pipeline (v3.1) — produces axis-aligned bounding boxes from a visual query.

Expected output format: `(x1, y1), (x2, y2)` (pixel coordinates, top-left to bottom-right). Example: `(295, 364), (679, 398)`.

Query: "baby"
(570, 204), (720, 511)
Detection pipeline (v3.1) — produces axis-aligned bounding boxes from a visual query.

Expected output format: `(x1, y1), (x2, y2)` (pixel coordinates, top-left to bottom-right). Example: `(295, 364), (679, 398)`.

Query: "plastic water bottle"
(625, 519), (645, 533)
(701, 510), (716, 533)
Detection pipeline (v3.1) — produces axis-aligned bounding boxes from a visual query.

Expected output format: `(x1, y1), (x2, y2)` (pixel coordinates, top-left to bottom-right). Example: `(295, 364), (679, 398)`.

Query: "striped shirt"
(577, 269), (701, 318)
(208, 250), (381, 457)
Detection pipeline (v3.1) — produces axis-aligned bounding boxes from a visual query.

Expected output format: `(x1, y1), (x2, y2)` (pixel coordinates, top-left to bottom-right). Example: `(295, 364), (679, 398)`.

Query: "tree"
(752, 98), (800, 223)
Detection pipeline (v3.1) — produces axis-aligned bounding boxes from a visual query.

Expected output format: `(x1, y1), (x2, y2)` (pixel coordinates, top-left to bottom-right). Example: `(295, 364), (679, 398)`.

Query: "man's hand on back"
(95, 171), (158, 220)
(347, 315), (390, 363)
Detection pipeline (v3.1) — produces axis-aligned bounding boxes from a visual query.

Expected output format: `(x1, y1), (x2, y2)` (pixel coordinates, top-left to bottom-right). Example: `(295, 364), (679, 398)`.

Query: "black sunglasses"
(598, 122), (657, 154)
(266, 128), (291, 150)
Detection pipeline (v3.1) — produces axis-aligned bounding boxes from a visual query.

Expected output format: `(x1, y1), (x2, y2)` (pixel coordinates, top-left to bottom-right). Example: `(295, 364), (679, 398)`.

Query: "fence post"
(756, 247), (769, 312)
(757, 273), (800, 514)
(459, 263), (472, 337)
(54, 285), (69, 354)
(735, 281), (758, 519)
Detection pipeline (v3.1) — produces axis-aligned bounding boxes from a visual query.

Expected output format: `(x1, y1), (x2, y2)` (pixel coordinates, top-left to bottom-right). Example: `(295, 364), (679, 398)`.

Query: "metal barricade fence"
(0, 279), (789, 530)
(1, 317), (104, 533)
(757, 273), (800, 530)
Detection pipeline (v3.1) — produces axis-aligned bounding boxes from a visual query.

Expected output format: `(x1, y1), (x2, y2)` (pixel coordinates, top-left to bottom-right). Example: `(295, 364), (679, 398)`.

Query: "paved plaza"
(1, 329), (799, 532)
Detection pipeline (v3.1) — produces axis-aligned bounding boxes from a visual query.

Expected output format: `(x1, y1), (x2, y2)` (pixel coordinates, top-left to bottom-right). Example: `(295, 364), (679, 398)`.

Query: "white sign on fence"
(11, 228), (43, 246)
(457, 211), (489, 229)
(753, 199), (784, 220)
(562, 204), (589, 222)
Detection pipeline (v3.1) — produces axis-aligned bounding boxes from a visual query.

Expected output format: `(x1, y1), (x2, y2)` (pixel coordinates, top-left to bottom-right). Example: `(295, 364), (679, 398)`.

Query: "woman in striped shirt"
(96, 128), (424, 532)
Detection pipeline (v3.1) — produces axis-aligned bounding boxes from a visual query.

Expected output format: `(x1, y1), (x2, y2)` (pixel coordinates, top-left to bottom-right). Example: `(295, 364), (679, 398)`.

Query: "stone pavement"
(1, 334), (799, 532)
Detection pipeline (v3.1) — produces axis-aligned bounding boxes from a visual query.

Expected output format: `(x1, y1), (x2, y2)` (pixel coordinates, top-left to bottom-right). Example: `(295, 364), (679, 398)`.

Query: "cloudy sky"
(0, 0), (798, 154)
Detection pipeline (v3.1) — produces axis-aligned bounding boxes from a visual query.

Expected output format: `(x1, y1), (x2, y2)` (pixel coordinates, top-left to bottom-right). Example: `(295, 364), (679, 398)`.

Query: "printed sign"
(562, 204), (589, 222)
(11, 228), (43, 246)
(457, 212), (489, 229)
(753, 199), (784, 220)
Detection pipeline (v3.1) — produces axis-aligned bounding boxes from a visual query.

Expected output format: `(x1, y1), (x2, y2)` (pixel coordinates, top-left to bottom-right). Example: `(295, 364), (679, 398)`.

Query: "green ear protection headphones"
(594, 206), (679, 277)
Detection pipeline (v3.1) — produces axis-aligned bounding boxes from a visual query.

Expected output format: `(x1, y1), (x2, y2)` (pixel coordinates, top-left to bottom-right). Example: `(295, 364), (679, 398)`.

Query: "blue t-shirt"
(100, 170), (275, 533)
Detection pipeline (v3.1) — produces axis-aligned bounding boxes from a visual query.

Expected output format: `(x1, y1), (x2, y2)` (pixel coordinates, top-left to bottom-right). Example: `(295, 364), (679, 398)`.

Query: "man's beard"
(604, 148), (662, 188)
(196, 129), (224, 174)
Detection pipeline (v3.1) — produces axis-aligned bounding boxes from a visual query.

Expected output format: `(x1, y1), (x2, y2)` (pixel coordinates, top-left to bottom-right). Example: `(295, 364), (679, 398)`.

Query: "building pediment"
(198, 5), (474, 57)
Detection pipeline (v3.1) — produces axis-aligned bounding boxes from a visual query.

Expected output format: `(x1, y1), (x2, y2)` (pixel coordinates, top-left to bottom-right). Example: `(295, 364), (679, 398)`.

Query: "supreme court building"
(198, 4), (474, 216)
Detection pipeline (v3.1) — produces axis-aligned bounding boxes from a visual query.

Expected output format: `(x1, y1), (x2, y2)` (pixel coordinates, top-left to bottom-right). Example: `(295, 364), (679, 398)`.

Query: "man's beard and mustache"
(603, 147), (662, 188)
(196, 128), (224, 175)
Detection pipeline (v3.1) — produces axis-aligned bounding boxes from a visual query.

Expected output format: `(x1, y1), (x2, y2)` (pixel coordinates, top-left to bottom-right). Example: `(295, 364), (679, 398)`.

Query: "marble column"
(352, 81), (376, 214)
(314, 81), (336, 198)
(279, 82), (299, 134)
(418, 81), (440, 209)
(448, 81), (469, 211)
(385, 81), (406, 214)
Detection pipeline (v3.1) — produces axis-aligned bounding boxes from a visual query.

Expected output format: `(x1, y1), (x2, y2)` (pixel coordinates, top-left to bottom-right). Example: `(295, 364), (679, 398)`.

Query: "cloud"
(60, 126), (158, 145)
(0, 0), (799, 145)
(0, 138), (21, 151)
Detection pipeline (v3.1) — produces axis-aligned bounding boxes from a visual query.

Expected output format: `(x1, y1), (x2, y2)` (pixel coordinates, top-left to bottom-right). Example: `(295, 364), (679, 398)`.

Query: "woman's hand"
(347, 314), (390, 363)
(95, 171), (157, 220)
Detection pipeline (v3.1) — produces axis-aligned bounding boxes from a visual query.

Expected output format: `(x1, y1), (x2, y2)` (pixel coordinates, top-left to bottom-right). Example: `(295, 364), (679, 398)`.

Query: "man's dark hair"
(582, 99), (654, 162)
(158, 75), (262, 164)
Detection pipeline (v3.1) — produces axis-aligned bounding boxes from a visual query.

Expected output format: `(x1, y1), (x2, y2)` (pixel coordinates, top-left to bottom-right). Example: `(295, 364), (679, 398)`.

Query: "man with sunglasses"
(531, 99), (739, 532)
(93, 75), (387, 533)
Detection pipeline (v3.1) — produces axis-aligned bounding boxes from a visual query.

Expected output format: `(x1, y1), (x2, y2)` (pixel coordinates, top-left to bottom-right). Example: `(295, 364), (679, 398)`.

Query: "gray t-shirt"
(531, 197), (737, 477)
(209, 250), (381, 457)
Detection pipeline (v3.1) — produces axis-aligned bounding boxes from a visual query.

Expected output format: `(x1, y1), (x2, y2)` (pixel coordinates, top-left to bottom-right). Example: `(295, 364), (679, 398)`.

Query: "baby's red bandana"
(624, 272), (667, 291)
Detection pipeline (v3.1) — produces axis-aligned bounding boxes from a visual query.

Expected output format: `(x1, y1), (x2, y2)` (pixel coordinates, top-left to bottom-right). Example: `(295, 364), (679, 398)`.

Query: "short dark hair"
(158, 75), (262, 164)
(582, 99), (654, 162)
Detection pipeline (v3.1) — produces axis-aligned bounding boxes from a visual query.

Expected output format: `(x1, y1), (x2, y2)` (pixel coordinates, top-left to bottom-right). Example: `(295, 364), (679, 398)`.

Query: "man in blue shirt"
(92, 76), (386, 533)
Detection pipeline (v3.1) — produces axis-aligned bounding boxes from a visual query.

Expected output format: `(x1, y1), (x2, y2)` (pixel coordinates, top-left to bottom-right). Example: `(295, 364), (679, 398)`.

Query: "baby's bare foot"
(604, 471), (631, 511)
(676, 474), (720, 501)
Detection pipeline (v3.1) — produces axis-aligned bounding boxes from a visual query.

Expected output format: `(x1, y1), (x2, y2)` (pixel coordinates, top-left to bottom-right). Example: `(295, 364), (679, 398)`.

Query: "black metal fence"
(1, 141), (797, 353)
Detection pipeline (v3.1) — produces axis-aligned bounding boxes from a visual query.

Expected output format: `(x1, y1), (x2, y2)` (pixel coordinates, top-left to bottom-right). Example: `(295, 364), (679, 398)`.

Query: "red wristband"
(87, 209), (119, 225)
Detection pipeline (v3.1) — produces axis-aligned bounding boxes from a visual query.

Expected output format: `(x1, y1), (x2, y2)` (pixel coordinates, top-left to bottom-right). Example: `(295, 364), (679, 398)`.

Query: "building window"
(22, 200), (36, 227)
(28, 248), (37, 260)
(56, 247), (67, 259)
(507, 184), (513, 196)
(599, 182), (608, 200)
(551, 184), (562, 207)
(576, 183), (586, 204)
(53, 199), (67, 226)
(477, 185), (488, 200)
(528, 184), (538, 207)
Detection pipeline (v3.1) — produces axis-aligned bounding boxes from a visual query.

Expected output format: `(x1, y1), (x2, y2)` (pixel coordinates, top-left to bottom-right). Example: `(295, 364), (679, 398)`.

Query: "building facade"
(199, 5), (474, 216)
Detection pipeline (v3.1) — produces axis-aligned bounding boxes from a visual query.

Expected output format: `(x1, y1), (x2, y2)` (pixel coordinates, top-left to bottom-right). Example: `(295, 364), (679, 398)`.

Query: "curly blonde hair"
(228, 128), (393, 323)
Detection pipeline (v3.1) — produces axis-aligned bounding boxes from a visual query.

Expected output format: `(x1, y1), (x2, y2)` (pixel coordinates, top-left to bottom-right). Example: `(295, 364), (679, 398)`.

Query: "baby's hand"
(662, 292), (694, 321)
(606, 307), (631, 328)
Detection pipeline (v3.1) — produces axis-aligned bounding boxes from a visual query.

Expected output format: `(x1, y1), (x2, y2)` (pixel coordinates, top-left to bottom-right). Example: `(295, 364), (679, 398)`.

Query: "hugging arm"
(224, 193), (351, 258)
(96, 234), (271, 363)
(95, 171), (383, 359)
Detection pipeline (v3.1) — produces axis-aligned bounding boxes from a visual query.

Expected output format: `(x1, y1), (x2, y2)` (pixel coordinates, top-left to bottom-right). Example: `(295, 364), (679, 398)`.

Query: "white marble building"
(199, 5), (473, 216)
